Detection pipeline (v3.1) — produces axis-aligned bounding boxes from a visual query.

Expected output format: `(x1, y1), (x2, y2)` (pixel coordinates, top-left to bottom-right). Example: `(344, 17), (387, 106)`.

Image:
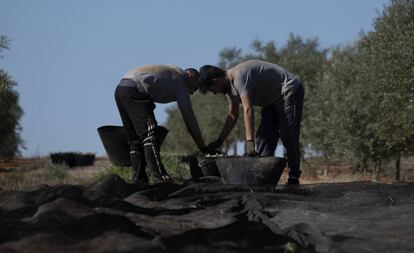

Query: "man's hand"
(206, 139), (223, 153)
(198, 144), (208, 154)
(244, 140), (258, 157)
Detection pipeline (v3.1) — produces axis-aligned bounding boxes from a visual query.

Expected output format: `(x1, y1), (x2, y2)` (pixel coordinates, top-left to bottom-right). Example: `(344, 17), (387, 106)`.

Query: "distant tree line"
(0, 35), (23, 160)
(163, 0), (414, 181)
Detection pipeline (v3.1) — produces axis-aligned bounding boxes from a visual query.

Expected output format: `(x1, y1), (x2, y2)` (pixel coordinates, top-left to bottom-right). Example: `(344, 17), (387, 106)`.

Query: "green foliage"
(92, 154), (189, 183)
(161, 152), (190, 182)
(218, 47), (244, 69)
(309, 0), (414, 171)
(310, 45), (369, 166)
(93, 152), (191, 183)
(93, 165), (133, 183)
(357, 0), (414, 158)
(0, 35), (10, 56)
(45, 164), (69, 181)
(0, 35), (23, 160)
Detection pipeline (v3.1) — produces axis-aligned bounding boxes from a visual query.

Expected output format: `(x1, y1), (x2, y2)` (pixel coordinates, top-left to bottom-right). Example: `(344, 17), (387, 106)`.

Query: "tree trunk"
(395, 153), (401, 183)
(323, 156), (329, 177)
(372, 158), (381, 182)
(361, 158), (368, 173)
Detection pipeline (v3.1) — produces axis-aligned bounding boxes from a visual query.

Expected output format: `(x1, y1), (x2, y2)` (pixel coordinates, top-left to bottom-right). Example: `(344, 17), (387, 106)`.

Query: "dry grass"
(1, 155), (412, 191)
(67, 158), (113, 184)
(0, 155), (189, 191)
(0, 157), (113, 191)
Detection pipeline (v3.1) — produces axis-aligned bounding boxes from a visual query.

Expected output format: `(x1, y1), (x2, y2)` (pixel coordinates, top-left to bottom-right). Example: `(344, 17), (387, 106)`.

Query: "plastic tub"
(215, 157), (286, 185)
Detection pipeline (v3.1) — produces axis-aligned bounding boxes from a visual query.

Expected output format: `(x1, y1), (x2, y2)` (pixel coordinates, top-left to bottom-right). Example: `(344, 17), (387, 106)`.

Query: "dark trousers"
(256, 80), (304, 179)
(114, 81), (168, 183)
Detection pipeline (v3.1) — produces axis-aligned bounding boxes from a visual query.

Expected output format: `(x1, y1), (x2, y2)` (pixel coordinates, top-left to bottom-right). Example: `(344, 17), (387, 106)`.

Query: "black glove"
(244, 140), (258, 157)
(206, 139), (223, 153)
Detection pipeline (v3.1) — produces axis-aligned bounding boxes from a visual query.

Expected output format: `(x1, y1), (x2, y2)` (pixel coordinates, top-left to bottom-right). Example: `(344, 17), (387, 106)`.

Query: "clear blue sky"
(1, 0), (389, 157)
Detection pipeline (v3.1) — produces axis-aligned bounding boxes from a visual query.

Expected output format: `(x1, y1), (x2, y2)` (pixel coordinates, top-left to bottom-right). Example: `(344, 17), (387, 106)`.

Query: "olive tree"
(0, 36), (24, 160)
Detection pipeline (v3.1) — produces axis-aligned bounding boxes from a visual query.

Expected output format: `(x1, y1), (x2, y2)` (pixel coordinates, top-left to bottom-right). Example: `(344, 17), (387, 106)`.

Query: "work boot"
(144, 144), (172, 184)
(130, 148), (149, 184)
(285, 177), (300, 192)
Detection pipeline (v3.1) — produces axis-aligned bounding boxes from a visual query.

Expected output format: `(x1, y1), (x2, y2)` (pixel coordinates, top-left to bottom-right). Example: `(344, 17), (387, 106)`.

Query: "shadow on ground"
(0, 175), (413, 252)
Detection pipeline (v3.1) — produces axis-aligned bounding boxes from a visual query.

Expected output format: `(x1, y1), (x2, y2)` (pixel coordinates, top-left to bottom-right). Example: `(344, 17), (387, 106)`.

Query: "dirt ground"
(0, 174), (413, 252)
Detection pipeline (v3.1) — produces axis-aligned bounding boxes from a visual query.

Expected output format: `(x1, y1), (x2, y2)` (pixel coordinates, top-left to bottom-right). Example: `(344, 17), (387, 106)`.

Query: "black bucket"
(75, 153), (96, 166)
(50, 152), (95, 167)
(215, 157), (286, 185)
(50, 152), (77, 167)
(196, 156), (221, 177)
(97, 125), (169, 166)
(97, 126), (130, 166)
(181, 155), (204, 179)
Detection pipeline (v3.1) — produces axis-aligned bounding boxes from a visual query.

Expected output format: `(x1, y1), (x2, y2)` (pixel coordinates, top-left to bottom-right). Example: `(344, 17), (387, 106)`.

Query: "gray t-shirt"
(123, 64), (188, 103)
(121, 64), (203, 146)
(226, 60), (299, 107)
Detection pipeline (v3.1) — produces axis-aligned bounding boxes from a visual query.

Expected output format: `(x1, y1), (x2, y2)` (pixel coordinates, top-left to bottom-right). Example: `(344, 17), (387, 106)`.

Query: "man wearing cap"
(115, 64), (206, 184)
(199, 60), (304, 187)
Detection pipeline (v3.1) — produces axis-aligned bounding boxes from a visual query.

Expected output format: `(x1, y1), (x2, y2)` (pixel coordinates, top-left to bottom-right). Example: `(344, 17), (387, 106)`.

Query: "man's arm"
(218, 101), (240, 142)
(207, 101), (239, 151)
(176, 91), (206, 151)
(240, 92), (257, 156)
(240, 92), (254, 141)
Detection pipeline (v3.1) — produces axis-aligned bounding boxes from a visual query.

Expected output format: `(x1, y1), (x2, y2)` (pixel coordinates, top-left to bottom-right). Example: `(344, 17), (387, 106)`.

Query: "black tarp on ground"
(0, 175), (413, 252)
